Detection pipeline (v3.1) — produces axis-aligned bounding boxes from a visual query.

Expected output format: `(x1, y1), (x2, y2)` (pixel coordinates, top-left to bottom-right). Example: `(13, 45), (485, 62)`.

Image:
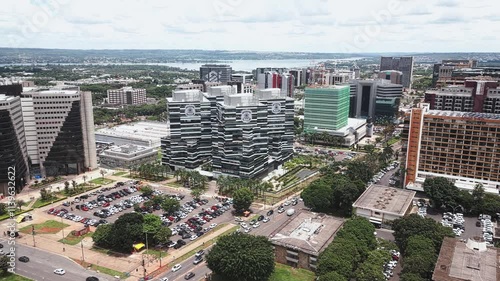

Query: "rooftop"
(352, 184), (415, 216)
(270, 210), (344, 256)
(104, 144), (153, 155)
(95, 121), (170, 144)
(170, 90), (207, 102)
(433, 238), (499, 281)
(426, 110), (500, 121)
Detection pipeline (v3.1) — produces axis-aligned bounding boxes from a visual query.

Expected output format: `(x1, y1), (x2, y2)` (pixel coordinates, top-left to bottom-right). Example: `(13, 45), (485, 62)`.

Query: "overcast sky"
(1, 0), (499, 53)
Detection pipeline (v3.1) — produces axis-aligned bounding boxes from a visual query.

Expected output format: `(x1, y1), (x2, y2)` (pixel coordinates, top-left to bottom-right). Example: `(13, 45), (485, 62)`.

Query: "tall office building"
(161, 86), (294, 179)
(20, 86), (97, 178)
(304, 85), (350, 131)
(349, 79), (403, 119)
(380, 56), (414, 88)
(404, 103), (500, 194)
(257, 71), (295, 97)
(200, 64), (232, 83)
(162, 90), (212, 170)
(424, 79), (500, 113)
(107, 87), (147, 105)
(0, 95), (29, 195)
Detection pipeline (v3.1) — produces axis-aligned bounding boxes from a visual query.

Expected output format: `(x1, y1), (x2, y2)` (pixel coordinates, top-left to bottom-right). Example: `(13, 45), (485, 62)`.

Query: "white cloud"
(0, 0), (498, 52)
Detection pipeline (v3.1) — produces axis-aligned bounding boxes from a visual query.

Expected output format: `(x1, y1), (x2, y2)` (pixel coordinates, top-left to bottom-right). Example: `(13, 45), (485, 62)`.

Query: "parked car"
(184, 272), (195, 280)
(18, 256), (29, 262)
(54, 268), (66, 275)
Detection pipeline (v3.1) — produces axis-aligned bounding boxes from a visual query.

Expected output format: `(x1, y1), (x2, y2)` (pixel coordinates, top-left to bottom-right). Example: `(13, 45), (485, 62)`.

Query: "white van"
(286, 209), (295, 216)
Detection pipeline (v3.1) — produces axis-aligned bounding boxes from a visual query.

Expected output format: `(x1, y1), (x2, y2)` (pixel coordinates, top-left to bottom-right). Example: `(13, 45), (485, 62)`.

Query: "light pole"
(61, 216), (65, 252)
(31, 225), (36, 247)
(81, 240), (85, 263)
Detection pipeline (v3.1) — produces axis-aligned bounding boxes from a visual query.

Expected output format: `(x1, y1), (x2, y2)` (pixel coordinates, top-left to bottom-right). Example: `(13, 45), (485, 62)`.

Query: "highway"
(1, 241), (111, 281)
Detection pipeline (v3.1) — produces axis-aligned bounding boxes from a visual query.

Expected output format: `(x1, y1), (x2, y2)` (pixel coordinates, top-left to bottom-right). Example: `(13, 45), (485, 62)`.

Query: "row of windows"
(33, 101), (72, 104)
(36, 122), (61, 125)
(34, 96), (76, 99)
(34, 106), (71, 109)
(35, 116), (64, 119)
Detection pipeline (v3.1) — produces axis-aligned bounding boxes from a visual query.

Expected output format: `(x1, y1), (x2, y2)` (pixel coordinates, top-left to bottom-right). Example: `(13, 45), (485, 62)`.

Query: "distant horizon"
(1, 47), (499, 56)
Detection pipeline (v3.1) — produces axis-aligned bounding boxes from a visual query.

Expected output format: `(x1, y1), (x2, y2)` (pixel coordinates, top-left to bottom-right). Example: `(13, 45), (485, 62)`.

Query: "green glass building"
(304, 85), (350, 132)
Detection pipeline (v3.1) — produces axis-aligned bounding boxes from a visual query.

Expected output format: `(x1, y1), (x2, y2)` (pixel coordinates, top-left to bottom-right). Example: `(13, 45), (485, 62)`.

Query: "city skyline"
(1, 0), (499, 53)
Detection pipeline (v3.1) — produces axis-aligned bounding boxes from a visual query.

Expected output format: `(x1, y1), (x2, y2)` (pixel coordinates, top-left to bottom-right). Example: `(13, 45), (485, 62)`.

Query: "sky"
(1, 0), (499, 53)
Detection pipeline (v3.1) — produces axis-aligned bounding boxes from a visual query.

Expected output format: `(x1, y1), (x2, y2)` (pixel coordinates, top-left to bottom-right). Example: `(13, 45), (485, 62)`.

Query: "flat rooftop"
(270, 210), (344, 256)
(427, 110), (500, 120)
(95, 121), (170, 143)
(353, 184), (415, 216)
(433, 238), (499, 281)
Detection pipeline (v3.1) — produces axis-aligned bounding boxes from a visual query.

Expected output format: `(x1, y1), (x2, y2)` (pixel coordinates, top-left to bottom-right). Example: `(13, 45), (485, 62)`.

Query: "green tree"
(423, 177), (458, 209)
(403, 254), (437, 279)
(471, 184), (485, 214)
(317, 248), (354, 278)
(191, 188), (203, 199)
(15, 199), (24, 211)
(301, 181), (333, 212)
(318, 271), (348, 281)
(40, 188), (52, 201)
(232, 187), (254, 213)
(206, 233), (274, 281)
(64, 181), (70, 194)
(345, 160), (374, 184)
(392, 214), (454, 254)
(0, 255), (10, 274)
(140, 186), (154, 197)
(400, 273), (426, 281)
(143, 214), (162, 234)
(160, 197), (180, 214)
(92, 224), (113, 248)
(0, 203), (6, 216)
(153, 227), (172, 245)
(405, 235), (435, 257)
(109, 213), (145, 252)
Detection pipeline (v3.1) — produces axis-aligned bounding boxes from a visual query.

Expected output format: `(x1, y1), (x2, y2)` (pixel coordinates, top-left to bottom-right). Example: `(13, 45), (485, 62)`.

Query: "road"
(154, 200), (306, 281)
(1, 241), (111, 281)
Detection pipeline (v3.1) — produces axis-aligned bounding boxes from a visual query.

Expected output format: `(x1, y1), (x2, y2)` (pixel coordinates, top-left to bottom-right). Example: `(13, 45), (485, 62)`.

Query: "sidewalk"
(127, 223), (237, 281)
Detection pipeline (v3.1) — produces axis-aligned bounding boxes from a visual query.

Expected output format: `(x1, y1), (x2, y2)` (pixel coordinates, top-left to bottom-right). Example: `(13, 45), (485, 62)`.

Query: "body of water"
(0, 58), (364, 72)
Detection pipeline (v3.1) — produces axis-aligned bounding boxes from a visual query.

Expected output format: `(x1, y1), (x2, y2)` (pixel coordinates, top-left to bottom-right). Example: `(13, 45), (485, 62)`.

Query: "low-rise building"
(432, 238), (499, 281)
(270, 210), (345, 271)
(352, 184), (415, 226)
(99, 144), (157, 168)
(95, 121), (170, 148)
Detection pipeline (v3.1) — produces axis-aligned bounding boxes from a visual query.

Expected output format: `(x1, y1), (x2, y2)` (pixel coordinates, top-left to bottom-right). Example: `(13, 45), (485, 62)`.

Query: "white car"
(172, 264), (182, 272)
(190, 235), (198, 241)
(262, 217), (270, 223)
(160, 278), (169, 281)
(54, 268), (66, 275)
(209, 223), (217, 229)
(253, 222), (260, 228)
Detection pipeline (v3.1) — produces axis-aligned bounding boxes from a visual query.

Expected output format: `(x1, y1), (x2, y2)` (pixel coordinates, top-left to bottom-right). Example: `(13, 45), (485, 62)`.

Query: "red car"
(211, 206), (218, 211)
(103, 202), (110, 207)
(82, 206), (89, 211)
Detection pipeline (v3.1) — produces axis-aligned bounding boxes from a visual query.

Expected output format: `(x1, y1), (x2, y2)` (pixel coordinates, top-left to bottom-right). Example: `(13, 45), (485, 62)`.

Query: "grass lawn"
(89, 178), (114, 185)
(210, 264), (315, 281)
(58, 231), (93, 245)
(31, 196), (66, 209)
(19, 220), (69, 234)
(387, 136), (401, 146)
(0, 209), (34, 222)
(113, 171), (128, 176)
(0, 273), (33, 281)
(144, 249), (168, 259)
(74, 260), (127, 279)
(269, 263), (315, 281)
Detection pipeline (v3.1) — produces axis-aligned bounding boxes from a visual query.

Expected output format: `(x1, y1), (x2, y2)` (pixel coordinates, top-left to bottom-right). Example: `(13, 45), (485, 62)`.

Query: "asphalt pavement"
(0, 241), (111, 281)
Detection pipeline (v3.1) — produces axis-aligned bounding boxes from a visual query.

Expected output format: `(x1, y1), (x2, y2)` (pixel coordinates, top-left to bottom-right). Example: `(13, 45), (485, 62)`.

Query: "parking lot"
(46, 180), (236, 251)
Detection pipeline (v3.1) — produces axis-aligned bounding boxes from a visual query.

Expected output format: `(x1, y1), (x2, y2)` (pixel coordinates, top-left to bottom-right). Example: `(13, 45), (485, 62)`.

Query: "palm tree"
(100, 169), (106, 179)
(82, 175), (87, 187)
(71, 180), (77, 191)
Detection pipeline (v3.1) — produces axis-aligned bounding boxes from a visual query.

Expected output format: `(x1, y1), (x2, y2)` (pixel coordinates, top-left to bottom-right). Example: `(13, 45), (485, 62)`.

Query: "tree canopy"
(232, 187), (254, 213)
(206, 233), (274, 281)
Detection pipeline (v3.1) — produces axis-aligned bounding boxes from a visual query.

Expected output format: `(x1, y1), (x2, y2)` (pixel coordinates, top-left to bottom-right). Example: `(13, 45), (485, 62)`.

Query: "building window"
(374, 212), (381, 215)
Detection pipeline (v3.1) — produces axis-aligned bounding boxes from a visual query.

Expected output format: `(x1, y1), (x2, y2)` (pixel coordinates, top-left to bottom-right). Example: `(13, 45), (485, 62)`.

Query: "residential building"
(175, 84), (204, 92)
(304, 85), (367, 146)
(161, 87), (294, 179)
(200, 64), (232, 83)
(257, 71), (295, 97)
(379, 56), (414, 88)
(270, 210), (345, 271)
(432, 59), (478, 87)
(227, 81), (253, 94)
(403, 103), (500, 193)
(288, 69), (305, 86)
(17, 86), (97, 178)
(432, 238), (499, 281)
(352, 185), (415, 227)
(0, 95), (29, 195)
(107, 87), (147, 105)
(424, 79), (500, 113)
(378, 70), (403, 85)
(95, 121), (170, 148)
(349, 79), (403, 119)
(99, 144), (158, 169)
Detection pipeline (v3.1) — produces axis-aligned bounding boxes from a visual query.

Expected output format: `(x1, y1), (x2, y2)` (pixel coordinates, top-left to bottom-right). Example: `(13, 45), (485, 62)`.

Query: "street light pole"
(81, 240), (85, 263)
(61, 216), (65, 252)
(31, 225), (36, 247)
